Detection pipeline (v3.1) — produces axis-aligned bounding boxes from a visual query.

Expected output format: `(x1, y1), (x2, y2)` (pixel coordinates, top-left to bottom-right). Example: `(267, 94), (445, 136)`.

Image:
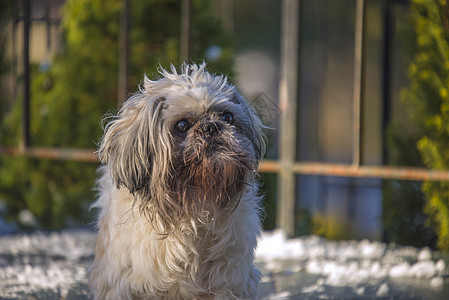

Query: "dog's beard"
(173, 137), (255, 213)
(140, 128), (257, 233)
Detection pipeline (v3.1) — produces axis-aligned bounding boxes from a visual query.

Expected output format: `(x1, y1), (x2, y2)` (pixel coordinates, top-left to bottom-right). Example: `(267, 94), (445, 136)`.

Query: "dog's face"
(98, 63), (265, 229)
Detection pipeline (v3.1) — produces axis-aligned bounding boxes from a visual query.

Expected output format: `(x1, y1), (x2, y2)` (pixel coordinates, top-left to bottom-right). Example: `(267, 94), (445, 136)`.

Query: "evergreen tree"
(402, 0), (449, 250)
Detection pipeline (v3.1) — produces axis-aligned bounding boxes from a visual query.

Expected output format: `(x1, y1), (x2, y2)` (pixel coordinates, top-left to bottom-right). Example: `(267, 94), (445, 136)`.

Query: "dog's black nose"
(200, 121), (222, 136)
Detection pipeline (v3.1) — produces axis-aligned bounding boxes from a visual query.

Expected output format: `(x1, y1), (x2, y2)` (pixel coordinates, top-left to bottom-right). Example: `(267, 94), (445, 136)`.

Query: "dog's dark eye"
(174, 119), (191, 134)
(220, 112), (234, 124)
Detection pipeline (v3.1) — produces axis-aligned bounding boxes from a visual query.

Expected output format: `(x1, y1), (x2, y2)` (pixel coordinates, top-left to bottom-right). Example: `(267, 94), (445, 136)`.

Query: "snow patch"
(376, 283), (389, 296)
(0, 229), (448, 298)
(256, 229), (448, 297)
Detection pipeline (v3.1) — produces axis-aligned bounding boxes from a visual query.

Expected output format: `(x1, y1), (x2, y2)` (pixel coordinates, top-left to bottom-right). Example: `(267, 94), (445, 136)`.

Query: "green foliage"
(0, 0), (232, 230)
(383, 179), (437, 248)
(401, 0), (449, 250)
(382, 125), (437, 248)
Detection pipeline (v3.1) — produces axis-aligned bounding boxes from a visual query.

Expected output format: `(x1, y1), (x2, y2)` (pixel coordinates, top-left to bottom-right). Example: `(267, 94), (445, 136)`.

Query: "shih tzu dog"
(89, 63), (266, 299)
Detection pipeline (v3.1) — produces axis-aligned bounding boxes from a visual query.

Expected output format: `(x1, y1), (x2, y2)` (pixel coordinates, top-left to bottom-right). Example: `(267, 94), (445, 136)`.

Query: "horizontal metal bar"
(2, 147), (448, 182)
(259, 160), (282, 173)
(259, 160), (449, 182)
(0, 147), (98, 162)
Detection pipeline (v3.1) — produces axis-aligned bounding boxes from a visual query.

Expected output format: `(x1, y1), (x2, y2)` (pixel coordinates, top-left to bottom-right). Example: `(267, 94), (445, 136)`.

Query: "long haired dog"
(89, 63), (266, 299)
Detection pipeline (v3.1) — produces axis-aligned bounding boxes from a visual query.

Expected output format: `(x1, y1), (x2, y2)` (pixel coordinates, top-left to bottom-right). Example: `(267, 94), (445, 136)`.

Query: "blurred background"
(0, 0), (449, 253)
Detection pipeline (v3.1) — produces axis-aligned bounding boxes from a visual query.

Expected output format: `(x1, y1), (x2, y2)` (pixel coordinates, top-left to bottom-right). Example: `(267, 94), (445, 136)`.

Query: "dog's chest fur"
(89, 167), (261, 299)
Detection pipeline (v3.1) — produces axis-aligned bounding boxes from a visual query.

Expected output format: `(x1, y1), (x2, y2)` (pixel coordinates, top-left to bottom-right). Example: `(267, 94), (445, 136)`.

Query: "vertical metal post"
(45, 0), (51, 51)
(180, 0), (191, 63)
(21, 0), (31, 152)
(352, 0), (366, 167)
(117, 0), (130, 106)
(381, 0), (392, 165)
(12, 3), (18, 101)
(277, 0), (300, 237)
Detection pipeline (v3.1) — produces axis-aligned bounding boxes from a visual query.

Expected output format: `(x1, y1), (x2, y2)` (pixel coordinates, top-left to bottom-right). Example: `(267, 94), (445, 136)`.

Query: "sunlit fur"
(89, 63), (266, 299)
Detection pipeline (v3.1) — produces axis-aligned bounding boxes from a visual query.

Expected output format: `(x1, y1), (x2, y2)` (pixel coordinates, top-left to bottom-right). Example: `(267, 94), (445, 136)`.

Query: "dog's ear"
(233, 91), (266, 162)
(98, 91), (165, 194)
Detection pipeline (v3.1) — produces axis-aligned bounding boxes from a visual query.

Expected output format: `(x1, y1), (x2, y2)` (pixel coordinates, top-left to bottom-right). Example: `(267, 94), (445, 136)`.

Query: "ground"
(0, 229), (448, 299)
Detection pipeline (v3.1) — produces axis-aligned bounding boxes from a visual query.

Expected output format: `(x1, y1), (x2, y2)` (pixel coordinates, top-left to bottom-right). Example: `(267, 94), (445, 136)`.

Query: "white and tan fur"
(89, 63), (265, 299)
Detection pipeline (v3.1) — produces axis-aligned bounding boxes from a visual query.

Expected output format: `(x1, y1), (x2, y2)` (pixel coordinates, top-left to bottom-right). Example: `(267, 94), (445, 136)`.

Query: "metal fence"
(1, 0), (449, 237)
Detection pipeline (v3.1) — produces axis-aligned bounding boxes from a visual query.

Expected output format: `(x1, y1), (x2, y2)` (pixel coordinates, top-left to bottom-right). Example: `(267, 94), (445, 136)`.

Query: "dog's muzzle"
(200, 121), (222, 138)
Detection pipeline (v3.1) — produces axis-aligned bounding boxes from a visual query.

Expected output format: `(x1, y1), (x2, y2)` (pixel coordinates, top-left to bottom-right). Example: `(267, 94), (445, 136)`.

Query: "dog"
(88, 63), (266, 299)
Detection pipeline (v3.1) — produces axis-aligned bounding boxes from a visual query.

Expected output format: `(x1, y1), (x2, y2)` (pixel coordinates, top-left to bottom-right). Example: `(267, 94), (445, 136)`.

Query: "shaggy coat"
(89, 63), (265, 299)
